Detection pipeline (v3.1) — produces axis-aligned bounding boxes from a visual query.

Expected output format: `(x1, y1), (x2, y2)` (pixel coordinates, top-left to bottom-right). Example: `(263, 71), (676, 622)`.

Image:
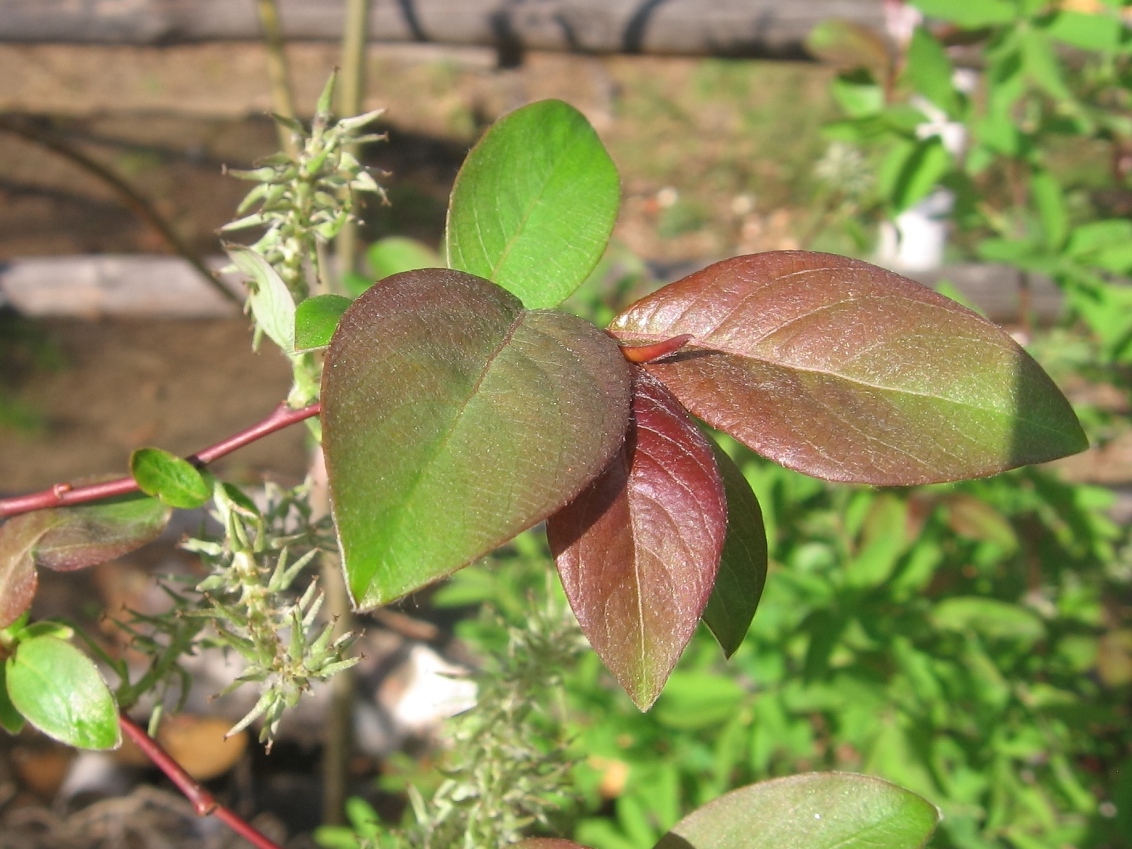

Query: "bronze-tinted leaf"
(35, 494), (171, 572)
(548, 368), (726, 709)
(0, 514), (52, 629)
(610, 252), (1087, 485)
(322, 268), (631, 608)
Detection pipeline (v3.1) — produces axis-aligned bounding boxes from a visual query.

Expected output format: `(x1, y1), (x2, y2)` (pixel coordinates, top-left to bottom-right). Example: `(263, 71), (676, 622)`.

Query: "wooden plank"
(0, 254), (1064, 324)
(0, 0), (883, 58)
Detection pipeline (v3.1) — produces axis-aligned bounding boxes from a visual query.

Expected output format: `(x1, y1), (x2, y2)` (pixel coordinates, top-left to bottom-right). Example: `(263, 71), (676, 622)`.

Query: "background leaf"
(323, 268), (631, 608)
(609, 252), (1087, 485)
(445, 99), (620, 309)
(367, 236), (441, 280)
(653, 772), (939, 849)
(0, 514), (51, 629)
(6, 635), (120, 750)
(702, 442), (768, 657)
(295, 294), (353, 352)
(130, 447), (211, 509)
(548, 368), (725, 709)
(34, 494), (171, 571)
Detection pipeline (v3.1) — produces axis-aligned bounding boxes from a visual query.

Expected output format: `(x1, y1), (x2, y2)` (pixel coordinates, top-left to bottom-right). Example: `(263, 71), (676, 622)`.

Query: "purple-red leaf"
(0, 514), (51, 629)
(609, 251), (1087, 485)
(34, 494), (171, 572)
(548, 368), (726, 709)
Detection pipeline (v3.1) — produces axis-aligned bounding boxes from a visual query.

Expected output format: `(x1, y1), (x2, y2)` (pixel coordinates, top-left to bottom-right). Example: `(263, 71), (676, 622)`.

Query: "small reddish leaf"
(702, 443), (767, 658)
(548, 368), (726, 709)
(0, 514), (52, 629)
(323, 268), (631, 608)
(619, 334), (694, 364)
(34, 494), (171, 572)
(609, 252), (1087, 485)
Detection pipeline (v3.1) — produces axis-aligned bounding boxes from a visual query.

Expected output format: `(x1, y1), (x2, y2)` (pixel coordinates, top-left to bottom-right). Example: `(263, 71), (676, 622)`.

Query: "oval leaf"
(130, 447), (211, 509)
(6, 635), (120, 750)
(227, 244), (296, 352)
(548, 368), (725, 710)
(322, 268), (631, 608)
(0, 514), (52, 629)
(702, 443), (767, 658)
(654, 772), (940, 849)
(295, 293), (353, 352)
(34, 493), (171, 571)
(446, 99), (620, 308)
(609, 252), (1087, 485)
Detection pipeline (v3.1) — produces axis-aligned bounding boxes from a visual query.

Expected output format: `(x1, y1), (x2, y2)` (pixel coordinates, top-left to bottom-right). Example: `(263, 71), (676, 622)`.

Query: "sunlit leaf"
(446, 99), (620, 308)
(34, 494), (171, 571)
(609, 252), (1087, 485)
(0, 514), (51, 629)
(6, 635), (120, 750)
(514, 840), (591, 849)
(367, 236), (442, 280)
(702, 443), (767, 657)
(130, 447), (211, 509)
(0, 665), (26, 734)
(323, 268), (631, 608)
(227, 245), (296, 352)
(654, 772), (939, 849)
(548, 368), (725, 709)
(295, 294), (353, 352)
(932, 597), (1044, 645)
(806, 20), (893, 82)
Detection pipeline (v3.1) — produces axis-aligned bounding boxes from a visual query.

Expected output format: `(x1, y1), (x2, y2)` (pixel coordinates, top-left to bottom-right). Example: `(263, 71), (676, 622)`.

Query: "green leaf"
(0, 513), (52, 629)
(609, 252), (1087, 485)
(905, 27), (958, 115)
(6, 635), (120, 749)
(884, 136), (951, 213)
(1045, 10), (1125, 52)
(1030, 168), (1069, 249)
(295, 294), (353, 352)
(0, 664), (26, 734)
(446, 99), (620, 308)
(702, 443), (767, 658)
(653, 671), (746, 731)
(933, 597), (1045, 645)
(366, 236), (442, 281)
(33, 494), (171, 571)
(548, 368), (727, 709)
(514, 841), (592, 849)
(912, 0), (1016, 28)
(130, 448), (211, 509)
(806, 20), (893, 81)
(653, 772), (939, 849)
(227, 245), (296, 352)
(322, 268), (631, 608)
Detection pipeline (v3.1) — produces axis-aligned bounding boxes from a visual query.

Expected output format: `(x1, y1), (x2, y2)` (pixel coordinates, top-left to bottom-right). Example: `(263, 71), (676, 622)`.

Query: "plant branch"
(0, 114), (240, 306)
(119, 713), (287, 849)
(0, 402), (320, 519)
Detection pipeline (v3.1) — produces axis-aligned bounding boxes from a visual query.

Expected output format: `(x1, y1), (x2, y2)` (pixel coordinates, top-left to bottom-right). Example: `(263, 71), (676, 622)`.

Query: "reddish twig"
(0, 402), (320, 518)
(119, 714), (286, 849)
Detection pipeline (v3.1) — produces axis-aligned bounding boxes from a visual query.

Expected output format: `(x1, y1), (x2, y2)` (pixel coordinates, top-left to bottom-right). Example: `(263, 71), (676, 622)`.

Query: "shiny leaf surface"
(295, 294), (353, 352)
(548, 368), (725, 709)
(323, 268), (631, 608)
(654, 772), (939, 849)
(610, 252), (1087, 485)
(446, 99), (619, 308)
(130, 448), (211, 509)
(6, 635), (120, 750)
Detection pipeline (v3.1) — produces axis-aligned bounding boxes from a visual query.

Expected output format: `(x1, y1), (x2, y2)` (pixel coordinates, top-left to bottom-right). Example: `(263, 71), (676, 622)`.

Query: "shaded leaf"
(34, 494), (171, 572)
(514, 841), (591, 849)
(228, 245), (296, 351)
(0, 665), (26, 734)
(548, 368), (725, 709)
(0, 514), (51, 629)
(942, 493), (1018, 550)
(130, 448), (211, 509)
(446, 99), (620, 308)
(609, 252), (1087, 485)
(323, 268), (631, 608)
(6, 635), (120, 750)
(702, 443), (767, 657)
(654, 772), (939, 849)
(295, 294), (353, 352)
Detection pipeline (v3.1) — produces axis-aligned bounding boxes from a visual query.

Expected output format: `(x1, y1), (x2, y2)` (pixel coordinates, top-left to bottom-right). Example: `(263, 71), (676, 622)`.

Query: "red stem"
(0, 402), (320, 518)
(119, 714), (286, 849)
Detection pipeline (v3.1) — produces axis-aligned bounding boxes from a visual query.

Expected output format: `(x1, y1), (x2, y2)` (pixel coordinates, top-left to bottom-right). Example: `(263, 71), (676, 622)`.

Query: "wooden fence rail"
(1, 0), (883, 59)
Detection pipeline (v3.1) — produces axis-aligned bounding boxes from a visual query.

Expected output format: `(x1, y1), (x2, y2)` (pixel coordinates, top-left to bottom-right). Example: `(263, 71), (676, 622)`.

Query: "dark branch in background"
(0, 402), (320, 518)
(0, 114), (241, 306)
(119, 714), (287, 849)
